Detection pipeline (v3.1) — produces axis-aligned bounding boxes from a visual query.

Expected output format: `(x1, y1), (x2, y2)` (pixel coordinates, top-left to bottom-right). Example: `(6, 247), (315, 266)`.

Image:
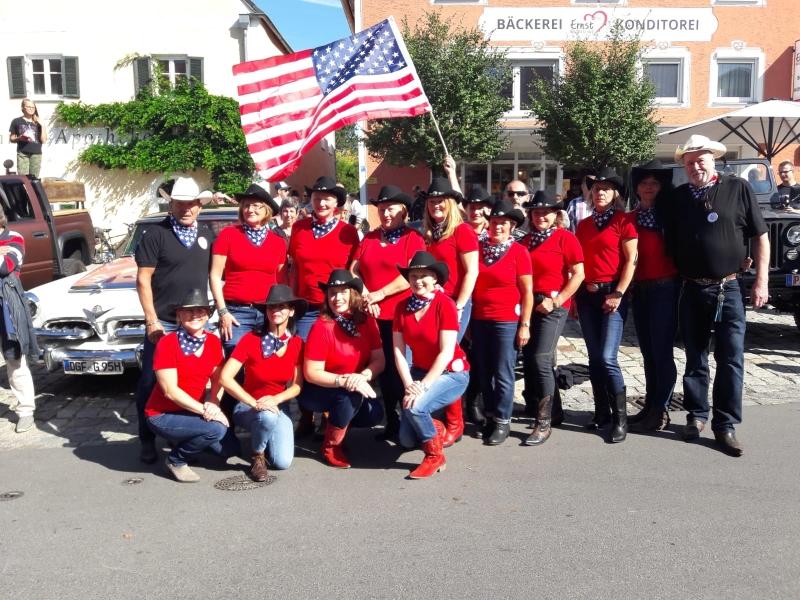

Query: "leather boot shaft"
(609, 388), (628, 443)
(321, 424), (351, 468)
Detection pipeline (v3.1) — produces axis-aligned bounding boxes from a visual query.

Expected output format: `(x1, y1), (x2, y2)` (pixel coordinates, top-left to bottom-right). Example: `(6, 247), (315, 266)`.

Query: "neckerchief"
(311, 217), (337, 239)
(406, 293), (434, 313)
(261, 332), (290, 359)
(477, 229), (489, 243)
(688, 176), (718, 202)
(591, 207), (615, 231)
(481, 238), (513, 266)
(335, 314), (358, 337)
(637, 206), (659, 231)
(243, 224), (268, 247)
(169, 215), (198, 248)
(529, 226), (556, 250)
(177, 328), (206, 356)
(381, 225), (406, 245)
(431, 221), (445, 242)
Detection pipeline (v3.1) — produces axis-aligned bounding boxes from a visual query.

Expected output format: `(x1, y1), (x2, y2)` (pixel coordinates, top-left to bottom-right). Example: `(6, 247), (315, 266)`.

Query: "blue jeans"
(135, 320), (179, 443)
(232, 402), (294, 469)
(298, 382), (384, 428)
(522, 306), (568, 401)
(679, 279), (745, 432)
(576, 287), (628, 397)
(470, 320), (518, 422)
(147, 411), (227, 466)
(632, 279), (680, 411)
(399, 368), (469, 446)
(295, 309), (320, 342)
(456, 297), (472, 343)
(222, 304), (265, 355)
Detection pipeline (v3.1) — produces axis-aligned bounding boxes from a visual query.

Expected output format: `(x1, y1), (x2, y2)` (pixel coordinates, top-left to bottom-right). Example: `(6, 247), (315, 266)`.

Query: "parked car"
(27, 206), (238, 375)
(0, 175), (95, 288)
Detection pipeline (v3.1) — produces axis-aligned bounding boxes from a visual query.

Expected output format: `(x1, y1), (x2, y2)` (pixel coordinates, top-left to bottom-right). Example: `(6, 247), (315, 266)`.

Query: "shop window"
(6, 55), (80, 99)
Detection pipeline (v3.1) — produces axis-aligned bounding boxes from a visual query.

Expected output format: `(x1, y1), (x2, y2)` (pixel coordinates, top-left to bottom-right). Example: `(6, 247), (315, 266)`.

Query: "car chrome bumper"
(42, 346), (143, 373)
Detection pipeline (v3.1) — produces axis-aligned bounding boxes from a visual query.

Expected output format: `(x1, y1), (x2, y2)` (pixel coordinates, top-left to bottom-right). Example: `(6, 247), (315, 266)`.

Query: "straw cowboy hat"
(674, 135), (727, 163)
(158, 176), (212, 204)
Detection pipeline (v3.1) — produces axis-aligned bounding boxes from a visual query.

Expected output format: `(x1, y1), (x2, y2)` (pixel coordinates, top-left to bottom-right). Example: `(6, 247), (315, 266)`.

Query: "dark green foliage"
(365, 12), (511, 173)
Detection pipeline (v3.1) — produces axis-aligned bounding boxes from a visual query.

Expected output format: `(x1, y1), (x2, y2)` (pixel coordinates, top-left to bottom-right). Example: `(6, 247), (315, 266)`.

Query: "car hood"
(71, 257), (137, 290)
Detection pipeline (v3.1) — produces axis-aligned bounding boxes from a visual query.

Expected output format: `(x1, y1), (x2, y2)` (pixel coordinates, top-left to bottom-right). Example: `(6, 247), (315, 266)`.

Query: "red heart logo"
(583, 10), (608, 32)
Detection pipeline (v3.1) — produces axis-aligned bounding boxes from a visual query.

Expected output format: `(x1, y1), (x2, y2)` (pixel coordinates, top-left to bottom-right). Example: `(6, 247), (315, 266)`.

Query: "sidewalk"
(1, 308), (798, 450)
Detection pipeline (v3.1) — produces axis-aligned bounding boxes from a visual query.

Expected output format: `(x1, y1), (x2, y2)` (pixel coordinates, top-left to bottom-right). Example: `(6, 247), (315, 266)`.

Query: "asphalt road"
(1, 402), (798, 600)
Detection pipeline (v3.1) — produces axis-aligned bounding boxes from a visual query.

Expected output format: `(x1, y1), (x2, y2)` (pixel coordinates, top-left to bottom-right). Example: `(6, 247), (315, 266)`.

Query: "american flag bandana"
(381, 225), (406, 245)
(481, 238), (513, 266)
(312, 217), (337, 239)
(591, 207), (615, 231)
(177, 328), (206, 356)
(169, 216), (198, 248)
(431, 221), (445, 241)
(406, 293), (433, 313)
(335, 314), (359, 337)
(477, 230), (489, 243)
(528, 227), (555, 249)
(637, 207), (659, 230)
(243, 224), (269, 247)
(689, 177), (717, 201)
(261, 332), (289, 358)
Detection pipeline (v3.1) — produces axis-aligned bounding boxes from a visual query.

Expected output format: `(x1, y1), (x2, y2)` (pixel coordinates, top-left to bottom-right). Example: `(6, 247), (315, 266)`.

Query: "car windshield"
(672, 161), (776, 194)
(122, 213), (238, 256)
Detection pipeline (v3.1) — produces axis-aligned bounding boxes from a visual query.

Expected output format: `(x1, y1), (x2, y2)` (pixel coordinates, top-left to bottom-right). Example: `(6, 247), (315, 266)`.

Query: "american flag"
(233, 17), (432, 182)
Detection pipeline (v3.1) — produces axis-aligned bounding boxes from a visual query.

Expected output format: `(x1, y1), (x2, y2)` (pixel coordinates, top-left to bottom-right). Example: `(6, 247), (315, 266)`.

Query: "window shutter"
(134, 57), (151, 94)
(7, 56), (26, 98)
(189, 57), (203, 84)
(63, 57), (80, 98)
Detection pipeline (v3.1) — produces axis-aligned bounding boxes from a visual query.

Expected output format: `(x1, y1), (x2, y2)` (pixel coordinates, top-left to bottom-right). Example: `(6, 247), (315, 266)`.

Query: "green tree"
(365, 11), (511, 173)
(335, 124), (359, 156)
(528, 24), (658, 171)
(55, 81), (254, 193)
(336, 151), (359, 194)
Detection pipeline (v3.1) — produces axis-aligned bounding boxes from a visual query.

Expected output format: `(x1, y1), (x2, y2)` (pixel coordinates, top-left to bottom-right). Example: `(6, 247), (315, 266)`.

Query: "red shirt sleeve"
(211, 226), (232, 256)
(365, 317), (382, 351)
(438, 294), (459, 331)
(153, 334), (179, 371)
(455, 223), (479, 252)
(563, 231), (584, 265)
(230, 332), (257, 364)
(621, 213), (639, 239)
(304, 320), (332, 362)
(516, 244), (533, 276)
(343, 224), (360, 267)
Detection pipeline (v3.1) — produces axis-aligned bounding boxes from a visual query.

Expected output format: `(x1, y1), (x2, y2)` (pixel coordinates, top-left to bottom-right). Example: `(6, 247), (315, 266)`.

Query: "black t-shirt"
(775, 183), (800, 208)
(8, 117), (43, 155)
(664, 175), (767, 280)
(134, 217), (215, 322)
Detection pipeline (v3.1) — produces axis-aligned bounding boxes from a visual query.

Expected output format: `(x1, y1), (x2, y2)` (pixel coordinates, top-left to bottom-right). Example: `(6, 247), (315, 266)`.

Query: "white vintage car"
(26, 207), (238, 375)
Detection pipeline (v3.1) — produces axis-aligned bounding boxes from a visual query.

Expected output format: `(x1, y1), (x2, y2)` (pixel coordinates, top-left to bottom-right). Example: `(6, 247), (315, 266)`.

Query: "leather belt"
(584, 281), (616, 293)
(685, 273), (737, 286)
(226, 301), (265, 310)
(633, 276), (679, 288)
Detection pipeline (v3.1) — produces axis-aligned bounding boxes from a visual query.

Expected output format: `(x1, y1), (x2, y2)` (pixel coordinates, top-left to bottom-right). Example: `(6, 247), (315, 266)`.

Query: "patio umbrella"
(658, 99), (800, 163)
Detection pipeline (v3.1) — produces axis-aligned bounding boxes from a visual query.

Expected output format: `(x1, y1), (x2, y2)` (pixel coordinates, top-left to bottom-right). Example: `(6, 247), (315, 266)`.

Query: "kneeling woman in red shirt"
(393, 252), (470, 479)
(145, 289), (229, 483)
(219, 285), (305, 482)
(300, 270), (385, 468)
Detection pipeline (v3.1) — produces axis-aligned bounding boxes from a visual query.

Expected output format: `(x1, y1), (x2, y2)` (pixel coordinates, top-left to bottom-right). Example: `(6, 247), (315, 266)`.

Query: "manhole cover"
(0, 491), (24, 501)
(122, 478), (144, 486)
(214, 474), (275, 491)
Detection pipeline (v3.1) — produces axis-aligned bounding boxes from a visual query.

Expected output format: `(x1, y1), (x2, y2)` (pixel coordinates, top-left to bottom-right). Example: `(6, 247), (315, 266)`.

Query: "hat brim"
(370, 197), (413, 212)
(397, 263), (449, 286)
(317, 279), (364, 295)
(674, 142), (727, 163)
(264, 297), (308, 320)
(489, 213), (525, 227)
(524, 202), (562, 212)
(426, 190), (464, 203)
(173, 303), (214, 315)
(306, 186), (347, 207)
(160, 188), (212, 205)
(588, 177), (625, 193)
(234, 193), (279, 214)
(631, 167), (673, 191)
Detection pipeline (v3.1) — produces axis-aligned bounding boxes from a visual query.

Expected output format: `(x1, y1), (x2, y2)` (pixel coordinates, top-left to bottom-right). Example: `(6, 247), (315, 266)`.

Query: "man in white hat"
(134, 175), (216, 464)
(663, 135), (769, 457)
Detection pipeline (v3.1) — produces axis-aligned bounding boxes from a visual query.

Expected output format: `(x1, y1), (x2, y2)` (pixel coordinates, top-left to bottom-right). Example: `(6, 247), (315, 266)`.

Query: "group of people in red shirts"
(140, 158), (683, 483)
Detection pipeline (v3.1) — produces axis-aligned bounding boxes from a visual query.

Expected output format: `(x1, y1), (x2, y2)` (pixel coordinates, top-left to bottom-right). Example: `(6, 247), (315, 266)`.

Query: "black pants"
(377, 319), (403, 431)
(522, 306), (568, 408)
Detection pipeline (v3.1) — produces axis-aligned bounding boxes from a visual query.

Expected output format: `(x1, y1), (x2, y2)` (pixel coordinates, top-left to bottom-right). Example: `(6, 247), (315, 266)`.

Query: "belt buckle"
(586, 283), (600, 292)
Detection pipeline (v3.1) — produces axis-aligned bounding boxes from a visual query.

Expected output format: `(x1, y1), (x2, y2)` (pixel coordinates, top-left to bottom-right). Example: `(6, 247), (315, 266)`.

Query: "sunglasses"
(506, 190), (528, 197)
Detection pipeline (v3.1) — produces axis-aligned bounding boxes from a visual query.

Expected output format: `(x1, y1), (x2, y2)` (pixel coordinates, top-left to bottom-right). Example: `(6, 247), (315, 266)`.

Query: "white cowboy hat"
(158, 176), (212, 204)
(674, 135), (727, 163)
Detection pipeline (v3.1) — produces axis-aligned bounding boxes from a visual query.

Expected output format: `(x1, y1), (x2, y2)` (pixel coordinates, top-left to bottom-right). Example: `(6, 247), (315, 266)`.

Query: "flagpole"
(428, 111), (450, 158)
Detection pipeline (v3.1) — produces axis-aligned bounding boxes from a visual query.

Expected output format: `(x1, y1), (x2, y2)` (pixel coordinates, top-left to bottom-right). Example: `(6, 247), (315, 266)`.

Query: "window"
(643, 60), (682, 104)
(133, 56), (203, 94)
(709, 48), (762, 106)
(504, 60), (559, 114)
(6, 56), (80, 99)
(717, 61), (755, 100)
(0, 182), (35, 221)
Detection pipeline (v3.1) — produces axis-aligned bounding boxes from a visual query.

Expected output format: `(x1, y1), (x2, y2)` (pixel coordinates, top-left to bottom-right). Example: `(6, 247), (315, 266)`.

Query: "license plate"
(63, 359), (124, 375)
(786, 274), (800, 287)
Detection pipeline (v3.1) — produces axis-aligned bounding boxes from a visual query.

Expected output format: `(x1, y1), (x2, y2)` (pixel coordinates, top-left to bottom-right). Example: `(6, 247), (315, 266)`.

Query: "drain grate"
(214, 474), (276, 491)
(0, 491), (24, 501)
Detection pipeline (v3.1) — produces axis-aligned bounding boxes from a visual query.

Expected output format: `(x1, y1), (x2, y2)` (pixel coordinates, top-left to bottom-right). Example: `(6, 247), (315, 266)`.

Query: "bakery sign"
(479, 7), (718, 43)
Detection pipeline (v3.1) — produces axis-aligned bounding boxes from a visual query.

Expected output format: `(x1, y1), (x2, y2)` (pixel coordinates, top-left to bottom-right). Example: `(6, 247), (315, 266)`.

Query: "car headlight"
(23, 292), (39, 319)
(786, 224), (800, 246)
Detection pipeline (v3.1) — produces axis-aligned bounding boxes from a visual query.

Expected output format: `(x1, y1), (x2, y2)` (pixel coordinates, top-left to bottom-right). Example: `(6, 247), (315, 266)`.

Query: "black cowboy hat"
(397, 251), (450, 286)
(588, 167), (625, 194)
(488, 198), (526, 227)
(318, 269), (364, 294)
(234, 183), (280, 214)
(631, 159), (673, 192)
(425, 177), (464, 203)
(523, 190), (561, 211)
(462, 185), (496, 207)
(171, 288), (213, 315)
(264, 284), (308, 319)
(370, 185), (413, 211)
(305, 176), (347, 207)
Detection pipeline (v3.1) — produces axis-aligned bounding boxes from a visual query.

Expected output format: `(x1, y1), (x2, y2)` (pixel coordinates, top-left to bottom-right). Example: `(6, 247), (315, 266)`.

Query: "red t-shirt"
(576, 211), (638, 282)
(288, 218), (360, 306)
(230, 333), (303, 399)
(472, 242), (532, 321)
(212, 225), (287, 304)
(632, 214), (678, 282)
(355, 228), (426, 321)
(393, 291), (470, 373)
(426, 223), (479, 298)
(304, 316), (381, 375)
(522, 228), (584, 310)
(145, 332), (224, 417)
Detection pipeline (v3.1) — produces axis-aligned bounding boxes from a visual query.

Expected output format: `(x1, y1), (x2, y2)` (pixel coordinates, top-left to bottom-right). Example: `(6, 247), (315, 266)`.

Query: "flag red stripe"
(236, 66), (318, 97)
(239, 86), (322, 116)
(232, 49), (313, 75)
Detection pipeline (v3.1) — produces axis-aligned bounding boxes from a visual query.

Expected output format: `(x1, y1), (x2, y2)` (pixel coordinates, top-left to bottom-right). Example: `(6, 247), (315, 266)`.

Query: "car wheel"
(62, 257), (87, 276)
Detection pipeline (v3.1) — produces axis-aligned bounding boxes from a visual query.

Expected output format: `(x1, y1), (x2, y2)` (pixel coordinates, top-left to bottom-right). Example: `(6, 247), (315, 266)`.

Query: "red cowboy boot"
(441, 398), (464, 448)
(321, 423), (351, 468)
(408, 422), (446, 479)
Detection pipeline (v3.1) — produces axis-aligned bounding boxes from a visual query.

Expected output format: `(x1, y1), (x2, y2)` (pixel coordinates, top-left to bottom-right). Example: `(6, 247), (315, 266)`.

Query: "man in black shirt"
(665, 135), (769, 457)
(775, 160), (800, 213)
(134, 176), (214, 463)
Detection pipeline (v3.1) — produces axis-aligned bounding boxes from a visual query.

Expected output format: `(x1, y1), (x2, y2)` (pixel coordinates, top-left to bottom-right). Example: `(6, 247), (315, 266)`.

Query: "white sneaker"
(165, 459), (200, 483)
(15, 415), (35, 433)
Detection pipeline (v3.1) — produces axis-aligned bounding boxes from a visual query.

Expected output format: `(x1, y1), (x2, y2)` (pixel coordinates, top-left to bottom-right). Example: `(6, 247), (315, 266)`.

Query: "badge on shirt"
(707, 212), (719, 223)
(197, 236), (208, 249)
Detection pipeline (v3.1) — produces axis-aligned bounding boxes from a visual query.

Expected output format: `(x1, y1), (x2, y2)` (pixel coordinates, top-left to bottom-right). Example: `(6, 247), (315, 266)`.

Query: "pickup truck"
(0, 175), (95, 288)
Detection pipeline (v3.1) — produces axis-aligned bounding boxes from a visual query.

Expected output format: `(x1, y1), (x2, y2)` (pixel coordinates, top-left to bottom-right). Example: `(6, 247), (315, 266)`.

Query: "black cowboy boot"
(585, 383), (612, 430)
(608, 388), (628, 443)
